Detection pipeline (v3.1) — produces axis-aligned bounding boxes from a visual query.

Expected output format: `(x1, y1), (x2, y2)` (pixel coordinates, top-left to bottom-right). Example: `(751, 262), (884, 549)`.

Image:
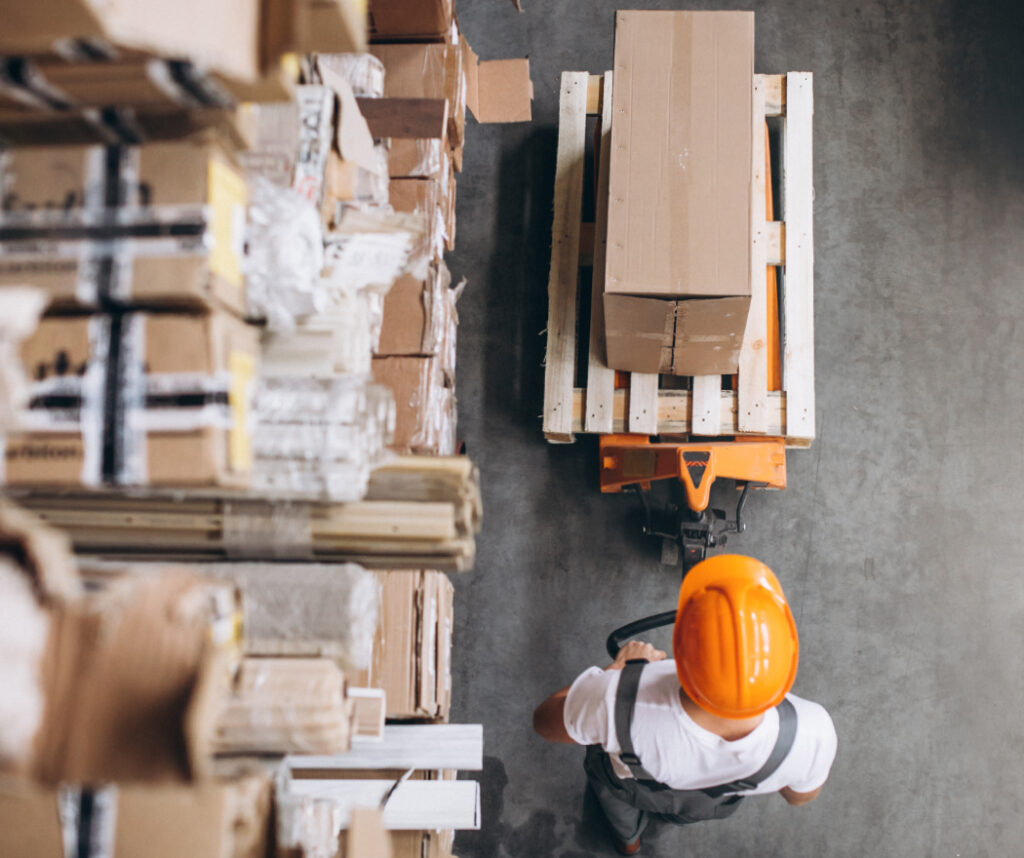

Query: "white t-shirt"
(564, 659), (837, 795)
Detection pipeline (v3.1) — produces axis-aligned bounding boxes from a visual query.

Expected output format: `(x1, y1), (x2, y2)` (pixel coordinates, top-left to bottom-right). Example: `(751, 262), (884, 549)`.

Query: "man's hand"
(607, 640), (667, 671)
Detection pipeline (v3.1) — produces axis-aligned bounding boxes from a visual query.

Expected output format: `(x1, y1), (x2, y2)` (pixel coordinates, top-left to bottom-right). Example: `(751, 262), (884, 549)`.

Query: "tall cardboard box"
(602, 11), (754, 376)
(0, 135), (249, 315)
(5, 311), (258, 488)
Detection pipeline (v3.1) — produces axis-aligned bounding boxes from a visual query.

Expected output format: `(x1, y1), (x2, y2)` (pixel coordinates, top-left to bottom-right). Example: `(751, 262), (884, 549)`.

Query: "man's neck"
(679, 689), (765, 741)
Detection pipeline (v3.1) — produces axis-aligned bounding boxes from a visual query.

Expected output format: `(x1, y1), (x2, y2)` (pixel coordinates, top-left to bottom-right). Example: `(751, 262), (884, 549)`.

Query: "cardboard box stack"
(602, 11), (755, 377)
(0, 2), (509, 854)
(0, 502), (277, 858)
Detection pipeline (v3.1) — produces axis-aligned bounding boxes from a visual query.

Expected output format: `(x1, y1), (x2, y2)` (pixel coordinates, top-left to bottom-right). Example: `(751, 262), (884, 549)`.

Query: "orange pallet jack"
(598, 125), (786, 573)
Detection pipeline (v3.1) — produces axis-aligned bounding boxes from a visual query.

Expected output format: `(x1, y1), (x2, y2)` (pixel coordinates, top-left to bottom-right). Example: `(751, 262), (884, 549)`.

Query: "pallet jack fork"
(599, 435), (787, 571)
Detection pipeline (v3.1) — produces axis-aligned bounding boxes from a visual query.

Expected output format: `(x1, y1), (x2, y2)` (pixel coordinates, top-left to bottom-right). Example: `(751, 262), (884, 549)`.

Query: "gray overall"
(583, 660), (798, 843)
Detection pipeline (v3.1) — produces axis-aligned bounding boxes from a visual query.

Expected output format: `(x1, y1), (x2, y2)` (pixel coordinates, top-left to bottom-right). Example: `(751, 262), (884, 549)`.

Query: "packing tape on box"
(20, 318), (241, 486)
(58, 785), (118, 858)
(222, 500), (314, 559)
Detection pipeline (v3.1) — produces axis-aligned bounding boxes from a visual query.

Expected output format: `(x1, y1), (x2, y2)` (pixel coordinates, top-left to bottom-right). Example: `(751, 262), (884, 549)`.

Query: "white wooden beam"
(286, 724), (483, 773)
(738, 76), (769, 433)
(585, 70), (616, 434)
(628, 373), (659, 435)
(542, 71), (589, 443)
(690, 375), (723, 437)
(287, 780), (481, 830)
(781, 72), (815, 442)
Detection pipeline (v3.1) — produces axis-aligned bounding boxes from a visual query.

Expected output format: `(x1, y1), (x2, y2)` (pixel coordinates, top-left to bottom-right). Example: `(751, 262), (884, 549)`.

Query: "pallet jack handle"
(606, 610), (677, 661)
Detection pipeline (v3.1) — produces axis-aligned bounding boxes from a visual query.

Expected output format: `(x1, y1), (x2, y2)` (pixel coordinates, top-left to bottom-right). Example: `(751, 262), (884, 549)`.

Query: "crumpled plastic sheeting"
(195, 562), (380, 673)
(0, 557), (50, 767)
(252, 376), (395, 500)
(245, 177), (325, 331)
(314, 52), (386, 99)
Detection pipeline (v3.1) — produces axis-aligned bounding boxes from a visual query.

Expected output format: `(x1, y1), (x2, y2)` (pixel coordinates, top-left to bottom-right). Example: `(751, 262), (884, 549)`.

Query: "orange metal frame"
(597, 125), (786, 513)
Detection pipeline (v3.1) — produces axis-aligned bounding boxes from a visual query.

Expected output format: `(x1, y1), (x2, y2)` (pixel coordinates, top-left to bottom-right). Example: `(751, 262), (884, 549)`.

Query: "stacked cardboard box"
(0, 504), (277, 858)
(0, 0), (366, 147)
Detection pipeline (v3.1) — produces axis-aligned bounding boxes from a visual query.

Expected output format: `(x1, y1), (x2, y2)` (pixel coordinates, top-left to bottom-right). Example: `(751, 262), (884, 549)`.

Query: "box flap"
(474, 60), (533, 123)
(462, 37), (532, 123)
(318, 63), (382, 175)
(603, 294), (673, 374)
(666, 296), (750, 376)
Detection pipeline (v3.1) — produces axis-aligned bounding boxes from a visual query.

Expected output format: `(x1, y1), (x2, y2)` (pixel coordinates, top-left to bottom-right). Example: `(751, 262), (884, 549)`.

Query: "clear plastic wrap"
(245, 177), (326, 331)
(214, 657), (352, 756)
(251, 377), (395, 500)
(193, 562), (380, 673)
(314, 53), (386, 98)
(276, 767), (345, 858)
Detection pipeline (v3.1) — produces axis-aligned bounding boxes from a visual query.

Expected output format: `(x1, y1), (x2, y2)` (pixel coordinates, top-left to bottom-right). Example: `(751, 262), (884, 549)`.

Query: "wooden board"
(628, 373), (659, 435)
(542, 72), (589, 442)
(690, 374), (723, 437)
(585, 70), (616, 434)
(782, 72), (815, 442)
(737, 75), (769, 433)
(287, 779), (480, 830)
(568, 388), (798, 440)
(287, 724), (483, 773)
(356, 98), (448, 139)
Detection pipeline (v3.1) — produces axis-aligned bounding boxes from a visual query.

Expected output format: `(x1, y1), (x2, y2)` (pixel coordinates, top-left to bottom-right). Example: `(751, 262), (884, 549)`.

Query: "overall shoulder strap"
(613, 659), (661, 784)
(702, 697), (799, 797)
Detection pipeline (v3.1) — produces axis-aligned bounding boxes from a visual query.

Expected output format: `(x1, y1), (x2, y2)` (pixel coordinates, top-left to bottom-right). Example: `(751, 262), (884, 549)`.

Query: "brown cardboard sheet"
(604, 294), (750, 376)
(604, 11), (753, 298)
(462, 39), (533, 123)
(376, 263), (454, 358)
(371, 356), (454, 456)
(354, 571), (452, 720)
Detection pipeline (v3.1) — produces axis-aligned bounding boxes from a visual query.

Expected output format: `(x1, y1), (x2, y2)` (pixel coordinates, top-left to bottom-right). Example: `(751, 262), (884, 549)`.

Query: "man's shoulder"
(785, 692), (836, 742)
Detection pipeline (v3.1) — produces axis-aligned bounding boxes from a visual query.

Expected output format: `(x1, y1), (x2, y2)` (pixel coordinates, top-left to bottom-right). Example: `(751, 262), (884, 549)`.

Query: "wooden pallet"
(543, 71), (814, 447)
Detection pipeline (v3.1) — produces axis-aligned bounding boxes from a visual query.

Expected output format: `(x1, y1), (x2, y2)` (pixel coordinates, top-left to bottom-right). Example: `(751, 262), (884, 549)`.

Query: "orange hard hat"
(673, 554), (799, 719)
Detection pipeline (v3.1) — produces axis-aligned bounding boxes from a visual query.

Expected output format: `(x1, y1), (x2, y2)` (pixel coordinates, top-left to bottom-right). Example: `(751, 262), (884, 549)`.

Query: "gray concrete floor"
(446, 1), (1024, 855)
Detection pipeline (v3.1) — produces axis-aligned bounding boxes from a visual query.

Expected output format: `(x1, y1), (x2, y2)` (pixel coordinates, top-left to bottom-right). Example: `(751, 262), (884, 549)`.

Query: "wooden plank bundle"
(14, 456), (482, 571)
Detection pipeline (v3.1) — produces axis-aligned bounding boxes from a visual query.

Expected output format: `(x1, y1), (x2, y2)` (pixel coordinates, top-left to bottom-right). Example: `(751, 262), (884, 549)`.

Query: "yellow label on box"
(228, 349), (254, 473)
(208, 159), (247, 291)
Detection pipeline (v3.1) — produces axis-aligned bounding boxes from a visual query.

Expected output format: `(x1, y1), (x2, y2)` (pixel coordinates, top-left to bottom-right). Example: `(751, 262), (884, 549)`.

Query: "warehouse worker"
(533, 555), (837, 855)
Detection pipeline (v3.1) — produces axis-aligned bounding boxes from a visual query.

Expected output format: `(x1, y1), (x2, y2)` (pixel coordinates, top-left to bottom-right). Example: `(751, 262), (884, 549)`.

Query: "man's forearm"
(532, 686), (576, 743)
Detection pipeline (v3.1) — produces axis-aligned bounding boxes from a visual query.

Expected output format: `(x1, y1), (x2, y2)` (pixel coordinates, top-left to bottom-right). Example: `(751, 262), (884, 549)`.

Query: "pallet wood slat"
(737, 76), (769, 434)
(542, 71), (589, 442)
(585, 70), (617, 434)
(782, 72), (815, 442)
(759, 73), (786, 116)
(569, 388), (795, 439)
(628, 373), (659, 435)
(690, 375), (723, 437)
